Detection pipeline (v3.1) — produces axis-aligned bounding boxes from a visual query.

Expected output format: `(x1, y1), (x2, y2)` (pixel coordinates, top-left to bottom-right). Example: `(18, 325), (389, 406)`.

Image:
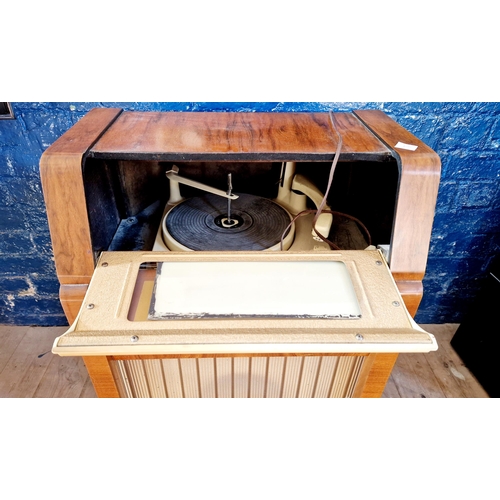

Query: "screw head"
(130, 335), (139, 343)
(355, 333), (364, 341)
(101, 262), (108, 267)
(86, 303), (94, 309)
(392, 301), (400, 307)
(375, 260), (383, 266)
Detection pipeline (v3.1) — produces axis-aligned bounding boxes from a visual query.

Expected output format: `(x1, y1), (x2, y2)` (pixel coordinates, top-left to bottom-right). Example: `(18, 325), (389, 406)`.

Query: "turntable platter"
(162, 193), (295, 251)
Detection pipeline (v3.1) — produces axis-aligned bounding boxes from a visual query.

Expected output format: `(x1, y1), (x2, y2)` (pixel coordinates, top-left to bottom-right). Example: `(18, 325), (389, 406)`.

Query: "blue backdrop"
(1, 102), (499, 325)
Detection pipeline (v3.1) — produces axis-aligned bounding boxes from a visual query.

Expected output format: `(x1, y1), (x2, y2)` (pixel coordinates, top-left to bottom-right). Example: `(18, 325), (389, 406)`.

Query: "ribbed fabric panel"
(144, 358), (167, 397)
(249, 357), (267, 398)
(110, 355), (366, 398)
(297, 356), (321, 398)
(127, 359), (150, 397)
(282, 357), (303, 398)
(313, 356), (339, 397)
(233, 357), (250, 398)
(266, 357), (285, 398)
(216, 357), (232, 398)
(198, 358), (216, 398)
(110, 360), (134, 398)
(179, 358), (199, 398)
(345, 356), (366, 398)
(330, 356), (366, 398)
(161, 359), (183, 397)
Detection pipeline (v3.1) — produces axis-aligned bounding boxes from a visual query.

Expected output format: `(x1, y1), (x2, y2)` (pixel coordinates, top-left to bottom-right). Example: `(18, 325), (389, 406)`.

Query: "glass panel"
(148, 260), (361, 320)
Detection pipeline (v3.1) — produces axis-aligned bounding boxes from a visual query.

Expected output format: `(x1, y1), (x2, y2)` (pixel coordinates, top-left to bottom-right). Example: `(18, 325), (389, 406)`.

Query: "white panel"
(233, 357), (250, 398)
(150, 261), (361, 319)
(161, 358), (184, 398)
(144, 359), (167, 398)
(282, 357), (303, 398)
(266, 357), (285, 398)
(297, 357), (321, 398)
(249, 357), (267, 398)
(198, 358), (216, 398)
(180, 358), (200, 398)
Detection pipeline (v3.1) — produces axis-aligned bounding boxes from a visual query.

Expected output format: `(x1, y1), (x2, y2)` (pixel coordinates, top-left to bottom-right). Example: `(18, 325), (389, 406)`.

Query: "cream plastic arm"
(292, 174), (333, 239)
(166, 165), (239, 204)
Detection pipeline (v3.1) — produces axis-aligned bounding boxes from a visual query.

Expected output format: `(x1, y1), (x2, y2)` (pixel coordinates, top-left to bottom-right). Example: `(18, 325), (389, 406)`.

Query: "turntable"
(153, 161), (342, 253)
(40, 109), (441, 398)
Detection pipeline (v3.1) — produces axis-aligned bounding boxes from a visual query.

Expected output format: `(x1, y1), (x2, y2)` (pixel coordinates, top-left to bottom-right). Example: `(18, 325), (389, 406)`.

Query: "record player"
(153, 161), (340, 253)
(40, 109), (441, 398)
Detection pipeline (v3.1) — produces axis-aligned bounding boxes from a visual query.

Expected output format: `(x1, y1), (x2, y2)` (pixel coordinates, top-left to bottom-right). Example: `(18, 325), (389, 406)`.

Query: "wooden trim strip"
(108, 353), (370, 360)
(83, 356), (120, 398)
(359, 353), (399, 398)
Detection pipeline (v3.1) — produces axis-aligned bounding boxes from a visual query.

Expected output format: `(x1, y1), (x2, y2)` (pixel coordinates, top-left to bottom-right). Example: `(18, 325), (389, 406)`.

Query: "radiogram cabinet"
(40, 108), (441, 398)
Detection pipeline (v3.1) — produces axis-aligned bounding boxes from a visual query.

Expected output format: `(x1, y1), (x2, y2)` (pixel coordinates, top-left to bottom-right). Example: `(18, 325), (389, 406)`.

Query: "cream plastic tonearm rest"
(275, 162), (333, 240)
(291, 174), (333, 240)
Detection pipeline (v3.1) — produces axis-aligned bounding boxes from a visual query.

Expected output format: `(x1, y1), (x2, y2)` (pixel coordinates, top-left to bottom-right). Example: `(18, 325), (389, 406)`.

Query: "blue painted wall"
(1, 102), (499, 326)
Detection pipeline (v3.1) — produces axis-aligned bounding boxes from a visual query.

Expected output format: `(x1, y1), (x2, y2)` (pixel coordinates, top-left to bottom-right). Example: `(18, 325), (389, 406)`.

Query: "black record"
(164, 193), (292, 251)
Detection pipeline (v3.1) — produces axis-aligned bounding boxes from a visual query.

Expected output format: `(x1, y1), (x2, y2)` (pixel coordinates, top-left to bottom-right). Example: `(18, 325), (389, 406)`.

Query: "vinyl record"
(162, 193), (294, 251)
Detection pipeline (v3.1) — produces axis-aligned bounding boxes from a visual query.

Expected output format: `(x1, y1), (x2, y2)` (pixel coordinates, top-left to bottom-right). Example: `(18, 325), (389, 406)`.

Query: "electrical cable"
(280, 111), (372, 251)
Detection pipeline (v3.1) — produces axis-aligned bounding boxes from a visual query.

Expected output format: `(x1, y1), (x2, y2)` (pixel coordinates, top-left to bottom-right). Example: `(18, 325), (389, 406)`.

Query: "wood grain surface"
(354, 109), (441, 282)
(60, 284), (89, 324)
(359, 353), (399, 397)
(82, 356), (120, 398)
(90, 111), (391, 160)
(40, 108), (123, 284)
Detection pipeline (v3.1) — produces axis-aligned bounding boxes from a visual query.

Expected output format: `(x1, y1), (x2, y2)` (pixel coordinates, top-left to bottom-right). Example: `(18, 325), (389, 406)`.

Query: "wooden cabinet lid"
(89, 111), (391, 161)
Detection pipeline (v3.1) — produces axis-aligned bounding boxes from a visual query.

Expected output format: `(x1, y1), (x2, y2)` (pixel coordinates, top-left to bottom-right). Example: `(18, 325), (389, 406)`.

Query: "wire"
(279, 111), (372, 251)
(280, 209), (372, 251)
(311, 111), (343, 234)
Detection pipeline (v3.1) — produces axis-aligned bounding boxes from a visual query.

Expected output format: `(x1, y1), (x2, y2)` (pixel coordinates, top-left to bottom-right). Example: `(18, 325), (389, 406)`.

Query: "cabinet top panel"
(88, 111), (392, 161)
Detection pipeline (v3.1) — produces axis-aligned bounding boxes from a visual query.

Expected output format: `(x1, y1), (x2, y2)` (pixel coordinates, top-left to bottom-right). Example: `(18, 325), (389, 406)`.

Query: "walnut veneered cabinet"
(40, 109), (441, 398)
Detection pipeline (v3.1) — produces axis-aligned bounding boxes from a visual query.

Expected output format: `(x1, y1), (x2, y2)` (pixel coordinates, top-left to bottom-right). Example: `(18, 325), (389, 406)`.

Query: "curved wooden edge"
(354, 110), (441, 282)
(358, 353), (399, 398)
(40, 107), (123, 285)
(83, 356), (120, 398)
